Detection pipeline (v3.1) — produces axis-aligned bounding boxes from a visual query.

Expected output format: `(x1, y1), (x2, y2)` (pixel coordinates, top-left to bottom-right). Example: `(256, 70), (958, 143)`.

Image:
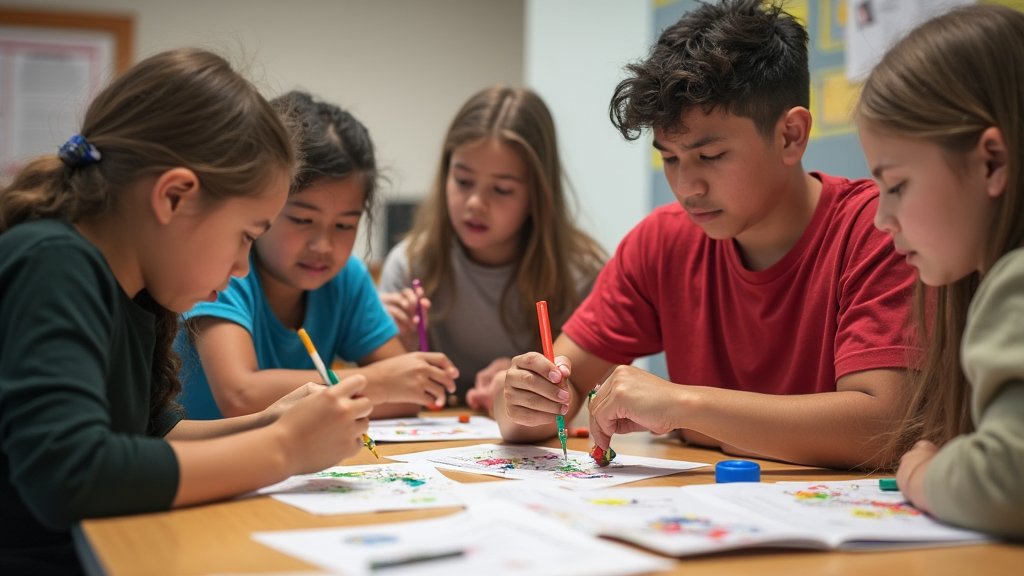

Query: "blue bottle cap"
(715, 459), (761, 483)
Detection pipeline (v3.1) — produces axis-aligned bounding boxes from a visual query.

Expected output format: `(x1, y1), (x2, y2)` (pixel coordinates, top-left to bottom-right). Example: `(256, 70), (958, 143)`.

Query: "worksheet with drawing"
(456, 479), (988, 556)
(388, 443), (708, 489)
(253, 462), (463, 515)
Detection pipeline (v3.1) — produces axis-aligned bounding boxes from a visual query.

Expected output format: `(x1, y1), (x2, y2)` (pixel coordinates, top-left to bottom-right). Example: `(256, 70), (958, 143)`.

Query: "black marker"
(369, 549), (465, 571)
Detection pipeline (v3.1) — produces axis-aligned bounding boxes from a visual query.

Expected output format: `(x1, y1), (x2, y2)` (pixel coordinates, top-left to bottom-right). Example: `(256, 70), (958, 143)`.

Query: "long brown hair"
(406, 85), (605, 343)
(0, 48), (296, 430)
(856, 5), (1024, 459)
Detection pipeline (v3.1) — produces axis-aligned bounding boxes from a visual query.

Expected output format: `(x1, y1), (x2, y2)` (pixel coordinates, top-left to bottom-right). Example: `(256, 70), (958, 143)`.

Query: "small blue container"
(715, 459), (761, 483)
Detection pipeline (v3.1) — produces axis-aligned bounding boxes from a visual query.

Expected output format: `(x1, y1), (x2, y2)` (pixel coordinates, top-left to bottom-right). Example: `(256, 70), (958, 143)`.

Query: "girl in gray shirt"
(379, 86), (605, 410)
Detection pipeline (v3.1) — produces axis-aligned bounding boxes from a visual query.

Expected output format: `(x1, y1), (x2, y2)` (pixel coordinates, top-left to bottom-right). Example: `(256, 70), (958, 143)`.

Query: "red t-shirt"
(563, 172), (916, 395)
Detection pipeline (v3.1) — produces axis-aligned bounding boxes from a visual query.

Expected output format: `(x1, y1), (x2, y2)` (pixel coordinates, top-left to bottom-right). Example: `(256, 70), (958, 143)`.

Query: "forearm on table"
(681, 386), (899, 469)
(170, 426), (290, 507)
(214, 369), (320, 416)
(924, 383), (1024, 538)
(167, 411), (271, 440)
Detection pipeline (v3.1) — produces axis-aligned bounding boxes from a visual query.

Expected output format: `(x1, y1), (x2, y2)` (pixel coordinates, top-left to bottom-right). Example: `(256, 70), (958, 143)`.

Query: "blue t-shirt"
(176, 256), (397, 419)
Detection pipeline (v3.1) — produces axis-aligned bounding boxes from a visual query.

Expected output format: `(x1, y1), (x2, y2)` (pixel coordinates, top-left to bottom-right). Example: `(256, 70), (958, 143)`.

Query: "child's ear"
(150, 168), (201, 224)
(977, 126), (1007, 199)
(778, 106), (812, 166)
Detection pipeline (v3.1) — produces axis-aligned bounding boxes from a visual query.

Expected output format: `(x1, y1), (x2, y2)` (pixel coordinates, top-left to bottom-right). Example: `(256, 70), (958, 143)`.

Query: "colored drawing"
(368, 416), (502, 442)
(459, 480), (986, 557)
(786, 483), (921, 519)
(810, 66), (860, 139)
(648, 515), (762, 540)
(389, 440), (704, 485)
(390, 443), (708, 489)
(458, 482), (782, 556)
(254, 462), (463, 515)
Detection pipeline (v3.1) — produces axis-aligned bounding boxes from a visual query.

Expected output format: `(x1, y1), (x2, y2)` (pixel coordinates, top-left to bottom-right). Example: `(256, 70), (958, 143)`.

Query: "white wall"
(6, 0), (655, 259)
(524, 0), (651, 255)
(2, 0), (523, 259)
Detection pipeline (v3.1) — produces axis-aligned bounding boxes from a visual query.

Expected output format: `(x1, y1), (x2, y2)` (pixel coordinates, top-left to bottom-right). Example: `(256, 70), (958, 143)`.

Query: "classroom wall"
(4, 0), (657, 260)
(523, 0), (653, 256)
(0, 0), (524, 260)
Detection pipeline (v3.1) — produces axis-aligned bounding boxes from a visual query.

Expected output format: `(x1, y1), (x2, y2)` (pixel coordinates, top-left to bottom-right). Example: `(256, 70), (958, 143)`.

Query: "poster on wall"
(0, 26), (114, 180)
(0, 9), (131, 183)
(845, 0), (975, 81)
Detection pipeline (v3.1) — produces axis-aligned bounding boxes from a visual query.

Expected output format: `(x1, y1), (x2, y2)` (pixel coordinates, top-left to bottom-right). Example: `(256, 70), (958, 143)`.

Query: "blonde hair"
(0, 48), (296, 427)
(856, 5), (1024, 460)
(406, 86), (605, 343)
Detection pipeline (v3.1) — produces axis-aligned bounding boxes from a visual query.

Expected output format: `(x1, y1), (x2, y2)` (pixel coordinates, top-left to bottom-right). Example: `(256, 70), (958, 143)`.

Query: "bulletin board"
(0, 8), (133, 180)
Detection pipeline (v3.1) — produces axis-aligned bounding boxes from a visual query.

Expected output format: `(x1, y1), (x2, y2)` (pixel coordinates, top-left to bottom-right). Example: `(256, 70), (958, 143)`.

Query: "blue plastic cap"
(715, 459), (761, 483)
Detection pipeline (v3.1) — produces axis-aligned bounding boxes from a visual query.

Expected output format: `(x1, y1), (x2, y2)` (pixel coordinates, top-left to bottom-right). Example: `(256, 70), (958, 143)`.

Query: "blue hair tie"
(57, 134), (102, 167)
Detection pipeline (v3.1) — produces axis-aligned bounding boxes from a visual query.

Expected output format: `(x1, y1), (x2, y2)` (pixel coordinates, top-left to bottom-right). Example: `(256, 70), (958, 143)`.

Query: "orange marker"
(571, 427), (589, 438)
(537, 301), (568, 460)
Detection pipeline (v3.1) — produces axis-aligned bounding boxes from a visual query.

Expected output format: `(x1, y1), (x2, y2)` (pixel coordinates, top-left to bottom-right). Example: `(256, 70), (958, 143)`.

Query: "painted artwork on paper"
(255, 462), (462, 515)
(390, 443), (707, 489)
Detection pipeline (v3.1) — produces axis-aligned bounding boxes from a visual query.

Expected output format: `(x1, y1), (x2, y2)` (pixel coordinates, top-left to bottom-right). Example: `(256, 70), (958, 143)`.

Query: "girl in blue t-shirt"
(0, 49), (372, 574)
(179, 91), (457, 420)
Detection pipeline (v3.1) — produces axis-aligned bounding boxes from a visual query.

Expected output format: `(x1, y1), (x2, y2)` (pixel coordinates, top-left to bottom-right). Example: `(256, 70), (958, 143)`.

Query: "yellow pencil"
(297, 328), (379, 459)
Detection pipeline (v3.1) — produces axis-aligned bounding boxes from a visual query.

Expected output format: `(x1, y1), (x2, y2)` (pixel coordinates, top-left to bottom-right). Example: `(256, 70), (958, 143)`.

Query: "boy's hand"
(379, 287), (429, 352)
(587, 365), (682, 450)
(273, 375), (373, 475)
(501, 351), (572, 426)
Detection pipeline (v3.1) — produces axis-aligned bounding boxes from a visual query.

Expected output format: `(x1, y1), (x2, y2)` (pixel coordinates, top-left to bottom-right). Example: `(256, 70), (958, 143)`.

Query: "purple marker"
(412, 278), (428, 352)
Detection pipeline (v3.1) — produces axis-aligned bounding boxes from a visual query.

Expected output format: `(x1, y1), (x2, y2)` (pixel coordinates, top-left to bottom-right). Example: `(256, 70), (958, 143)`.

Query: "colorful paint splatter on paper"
(389, 443), (708, 489)
(254, 462), (463, 515)
(786, 483), (922, 519)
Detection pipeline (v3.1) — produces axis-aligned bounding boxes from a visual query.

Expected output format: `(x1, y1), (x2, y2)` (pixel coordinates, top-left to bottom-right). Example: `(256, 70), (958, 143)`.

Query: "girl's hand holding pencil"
(271, 375), (374, 474)
(380, 284), (431, 353)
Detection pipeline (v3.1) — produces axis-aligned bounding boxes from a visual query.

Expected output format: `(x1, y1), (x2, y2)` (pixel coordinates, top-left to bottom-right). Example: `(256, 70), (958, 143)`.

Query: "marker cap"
(715, 459), (761, 483)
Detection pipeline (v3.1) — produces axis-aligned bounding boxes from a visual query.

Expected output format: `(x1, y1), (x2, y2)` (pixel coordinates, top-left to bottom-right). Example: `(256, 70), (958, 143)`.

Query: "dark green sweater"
(0, 220), (181, 573)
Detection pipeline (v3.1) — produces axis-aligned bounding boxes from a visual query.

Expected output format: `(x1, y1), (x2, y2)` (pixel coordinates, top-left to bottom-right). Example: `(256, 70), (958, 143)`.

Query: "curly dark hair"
(610, 0), (809, 140)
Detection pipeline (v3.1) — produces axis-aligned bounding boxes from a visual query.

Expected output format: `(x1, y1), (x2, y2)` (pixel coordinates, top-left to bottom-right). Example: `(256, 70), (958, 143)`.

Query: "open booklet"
(457, 479), (989, 556)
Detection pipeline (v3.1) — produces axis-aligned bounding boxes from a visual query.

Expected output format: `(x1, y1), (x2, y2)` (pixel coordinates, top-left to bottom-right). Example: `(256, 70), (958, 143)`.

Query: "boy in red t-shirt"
(494, 0), (917, 469)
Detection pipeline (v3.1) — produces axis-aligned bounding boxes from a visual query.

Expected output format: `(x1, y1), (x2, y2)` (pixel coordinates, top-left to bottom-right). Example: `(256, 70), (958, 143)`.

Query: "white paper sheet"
(389, 443), (708, 489)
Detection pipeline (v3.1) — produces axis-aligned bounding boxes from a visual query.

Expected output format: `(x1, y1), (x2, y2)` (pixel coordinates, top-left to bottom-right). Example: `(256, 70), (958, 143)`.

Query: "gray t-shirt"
(379, 238), (593, 399)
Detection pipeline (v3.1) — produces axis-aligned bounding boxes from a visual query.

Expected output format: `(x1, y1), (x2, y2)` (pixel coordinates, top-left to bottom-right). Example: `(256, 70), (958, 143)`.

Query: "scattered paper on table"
(252, 500), (672, 576)
(368, 416), (501, 442)
(255, 462), (462, 515)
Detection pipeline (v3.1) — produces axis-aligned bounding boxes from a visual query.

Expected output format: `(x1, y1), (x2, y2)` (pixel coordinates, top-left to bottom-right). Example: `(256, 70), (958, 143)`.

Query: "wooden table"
(75, 427), (1023, 575)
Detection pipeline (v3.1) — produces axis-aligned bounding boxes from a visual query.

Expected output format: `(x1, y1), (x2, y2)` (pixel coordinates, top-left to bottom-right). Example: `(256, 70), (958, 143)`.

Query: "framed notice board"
(0, 8), (133, 180)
